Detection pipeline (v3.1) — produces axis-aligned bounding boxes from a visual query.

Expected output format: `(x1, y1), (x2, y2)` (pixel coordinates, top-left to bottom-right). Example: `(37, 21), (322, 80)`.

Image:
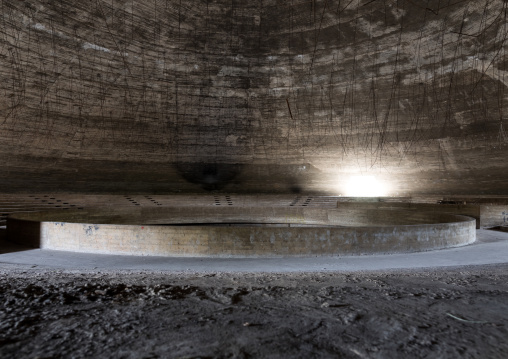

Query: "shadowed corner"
(289, 185), (302, 194)
(1, 218), (41, 254)
(175, 162), (244, 191)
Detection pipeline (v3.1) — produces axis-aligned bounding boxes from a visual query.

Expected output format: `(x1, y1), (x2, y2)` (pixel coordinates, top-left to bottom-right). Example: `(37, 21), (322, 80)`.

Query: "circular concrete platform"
(0, 229), (505, 272)
(6, 206), (475, 257)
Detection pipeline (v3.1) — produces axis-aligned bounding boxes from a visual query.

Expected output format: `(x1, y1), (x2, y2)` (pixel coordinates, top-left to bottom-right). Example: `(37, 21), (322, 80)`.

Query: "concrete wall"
(7, 207), (476, 256)
(0, 1), (507, 195)
(480, 205), (508, 227)
(337, 202), (482, 228)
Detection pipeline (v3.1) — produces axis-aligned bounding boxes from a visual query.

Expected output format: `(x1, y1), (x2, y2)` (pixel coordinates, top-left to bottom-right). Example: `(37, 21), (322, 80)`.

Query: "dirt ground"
(0, 263), (507, 358)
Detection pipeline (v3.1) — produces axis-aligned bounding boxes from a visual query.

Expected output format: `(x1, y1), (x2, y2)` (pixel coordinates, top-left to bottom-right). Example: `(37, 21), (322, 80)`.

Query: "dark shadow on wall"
(175, 163), (244, 191)
(0, 229), (37, 254)
(2, 218), (41, 253)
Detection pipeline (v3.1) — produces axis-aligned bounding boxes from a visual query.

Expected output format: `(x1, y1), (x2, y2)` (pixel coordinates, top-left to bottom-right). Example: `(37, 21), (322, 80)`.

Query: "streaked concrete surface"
(0, 229), (506, 273)
(1, 2), (508, 196)
(7, 207), (476, 256)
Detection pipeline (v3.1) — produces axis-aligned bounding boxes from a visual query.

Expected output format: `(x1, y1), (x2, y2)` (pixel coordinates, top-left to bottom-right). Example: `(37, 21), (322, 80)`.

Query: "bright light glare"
(345, 175), (387, 197)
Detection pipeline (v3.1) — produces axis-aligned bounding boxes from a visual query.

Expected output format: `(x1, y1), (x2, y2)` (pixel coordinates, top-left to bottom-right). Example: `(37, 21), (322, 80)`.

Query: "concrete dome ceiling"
(0, 0), (507, 194)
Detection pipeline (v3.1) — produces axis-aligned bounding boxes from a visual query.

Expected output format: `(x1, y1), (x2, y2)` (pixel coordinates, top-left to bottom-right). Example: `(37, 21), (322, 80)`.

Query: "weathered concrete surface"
(3, 205), (478, 225)
(2, 193), (504, 230)
(0, 229), (505, 271)
(337, 202), (482, 228)
(0, 1), (507, 195)
(480, 205), (508, 227)
(7, 207), (476, 256)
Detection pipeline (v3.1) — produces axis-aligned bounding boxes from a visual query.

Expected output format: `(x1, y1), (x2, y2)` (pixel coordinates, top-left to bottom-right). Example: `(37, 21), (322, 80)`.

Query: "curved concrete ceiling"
(0, 0), (507, 194)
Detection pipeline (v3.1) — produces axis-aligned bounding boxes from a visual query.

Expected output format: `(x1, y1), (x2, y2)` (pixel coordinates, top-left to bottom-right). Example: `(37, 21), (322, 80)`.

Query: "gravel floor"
(1, 263), (507, 358)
